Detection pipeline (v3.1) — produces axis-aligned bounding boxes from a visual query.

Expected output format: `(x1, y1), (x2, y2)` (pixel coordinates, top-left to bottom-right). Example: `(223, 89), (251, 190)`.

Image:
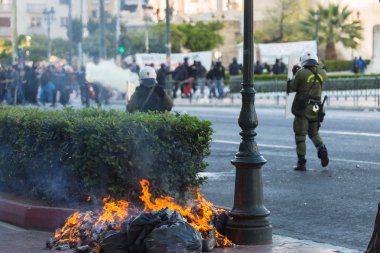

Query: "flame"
(139, 179), (231, 245)
(94, 197), (129, 230)
(53, 198), (130, 245)
(52, 179), (232, 248)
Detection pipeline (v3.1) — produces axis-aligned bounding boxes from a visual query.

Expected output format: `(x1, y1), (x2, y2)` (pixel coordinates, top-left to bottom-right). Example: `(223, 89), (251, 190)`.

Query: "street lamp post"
(68, 0), (73, 65)
(43, 7), (55, 60)
(225, 0), (272, 245)
(99, 0), (106, 59)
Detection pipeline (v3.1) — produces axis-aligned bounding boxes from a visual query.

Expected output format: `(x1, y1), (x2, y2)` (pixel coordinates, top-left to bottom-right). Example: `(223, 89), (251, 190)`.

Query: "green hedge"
(0, 108), (213, 207)
(250, 76), (380, 93)
(228, 75), (380, 93)
(325, 60), (370, 72)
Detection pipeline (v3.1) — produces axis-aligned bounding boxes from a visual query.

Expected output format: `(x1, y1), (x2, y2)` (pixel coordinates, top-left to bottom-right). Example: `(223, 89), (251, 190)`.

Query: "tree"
(301, 3), (362, 59)
(71, 18), (83, 44)
(177, 21), (223, 52)
(148, 22), (183, 53)
(52, 38), (69, 59)
(255, 0), (302, 43)
(0, 39), (12, 65)
(28, 35), (48, 62)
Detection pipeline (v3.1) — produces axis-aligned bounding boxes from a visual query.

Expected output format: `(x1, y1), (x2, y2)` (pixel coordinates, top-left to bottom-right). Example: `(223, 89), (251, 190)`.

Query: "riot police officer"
(288, 51), (329, 171)
(127, 66), (173, 113)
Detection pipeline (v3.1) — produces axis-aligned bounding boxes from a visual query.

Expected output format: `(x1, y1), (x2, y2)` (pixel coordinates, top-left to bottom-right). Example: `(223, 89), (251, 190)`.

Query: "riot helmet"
(300, 50), (319, 67)
(139, 66), (157, 87)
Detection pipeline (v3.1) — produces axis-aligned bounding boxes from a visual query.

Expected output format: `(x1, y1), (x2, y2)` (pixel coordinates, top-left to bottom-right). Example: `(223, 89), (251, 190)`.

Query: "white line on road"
(213, 140), (380, 166)
(213, 139), (293, 149)
(320, 130), (380, 138)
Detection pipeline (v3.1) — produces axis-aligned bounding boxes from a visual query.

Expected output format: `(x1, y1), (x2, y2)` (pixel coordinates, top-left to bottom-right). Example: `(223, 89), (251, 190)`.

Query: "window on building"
(60, 17), (68, 27)
(92, 10), (97, 18)
(0, 17), (11, 27)
(30, 17), (42, 28)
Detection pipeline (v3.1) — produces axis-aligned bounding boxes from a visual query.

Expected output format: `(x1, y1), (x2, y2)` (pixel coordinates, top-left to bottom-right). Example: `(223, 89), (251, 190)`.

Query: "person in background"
(28, 63), (40, 105)
(229, 57), (243, 76)
(206, 62), (216, 99)
(195, 61), (207, 98)
(127, 66), (173, 113)
(351, 57), (359, 74)
(263, 62), (271, 74)
(357, 56), (367, 73)
(0, 66), (7, 104)
(254, 60), (264, 75)
(77, 66), (89, 107)
(39, 66), (55, 106)
(156, 63), (167, 89)
(212, 60), (225, 98)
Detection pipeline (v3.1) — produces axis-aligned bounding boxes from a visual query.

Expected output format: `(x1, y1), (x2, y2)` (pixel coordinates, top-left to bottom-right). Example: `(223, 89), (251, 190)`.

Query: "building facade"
(0, 0), (86, 40)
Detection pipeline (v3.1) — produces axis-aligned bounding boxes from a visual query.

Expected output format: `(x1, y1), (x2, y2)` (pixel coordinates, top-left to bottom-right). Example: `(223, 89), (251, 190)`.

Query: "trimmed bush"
(228, 75), (380, 93)
(325, 60), (370, 72)
(0, 108), (213, 207)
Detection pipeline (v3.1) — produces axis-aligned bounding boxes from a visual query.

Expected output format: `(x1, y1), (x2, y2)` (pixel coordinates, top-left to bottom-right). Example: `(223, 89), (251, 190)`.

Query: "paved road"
(173, 106), (380, 251)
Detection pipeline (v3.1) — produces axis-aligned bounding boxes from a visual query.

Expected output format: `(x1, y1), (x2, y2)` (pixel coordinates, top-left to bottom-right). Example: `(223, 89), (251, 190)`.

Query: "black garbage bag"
(123, 209), (184, 253)
(145, 221), (203, 253)
(99, 230), (128, 253)
(215, 211), (229, 236)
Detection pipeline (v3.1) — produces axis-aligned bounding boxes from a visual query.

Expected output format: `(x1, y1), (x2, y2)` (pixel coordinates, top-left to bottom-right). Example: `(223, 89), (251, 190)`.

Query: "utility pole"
(165, 0), (171, 95)
(225, 0), (272, 245)
(11, 0), (17, 63)
(115, 0), (121, 60)
(43, 7), (55, 60)
(68, 0), (73, 65)
(78, 0), (84, 68)
(99, 0), (106, 59)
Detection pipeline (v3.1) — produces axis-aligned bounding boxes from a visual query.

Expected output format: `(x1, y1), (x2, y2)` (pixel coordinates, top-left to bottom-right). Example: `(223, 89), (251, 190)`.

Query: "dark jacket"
(229, 61), (242, 76)
(195, 64), (207, 78)
(127, 85), (172, 113)
(156, 67), (166, 88)
(212, 62), (225, 80)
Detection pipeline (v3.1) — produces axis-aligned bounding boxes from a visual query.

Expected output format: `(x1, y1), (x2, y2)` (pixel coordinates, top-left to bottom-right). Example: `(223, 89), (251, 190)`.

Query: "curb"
(0, 198), (77, 231)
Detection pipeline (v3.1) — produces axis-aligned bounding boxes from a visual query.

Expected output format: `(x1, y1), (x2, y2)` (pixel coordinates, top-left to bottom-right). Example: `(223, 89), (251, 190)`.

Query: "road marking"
(212, 142), (380, 166)
(320, 130), (380, 138)
(213, 139), (293, 149)
(260, 151), (380, 166)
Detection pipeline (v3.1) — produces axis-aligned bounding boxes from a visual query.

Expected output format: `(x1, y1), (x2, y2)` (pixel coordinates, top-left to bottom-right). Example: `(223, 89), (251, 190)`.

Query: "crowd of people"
(171, 57), (226, 99)
(0, 63), (112, 107)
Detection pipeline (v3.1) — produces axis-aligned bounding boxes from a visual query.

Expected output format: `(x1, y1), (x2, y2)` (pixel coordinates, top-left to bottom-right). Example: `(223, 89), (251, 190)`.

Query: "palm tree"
(301, 3), (362, 59)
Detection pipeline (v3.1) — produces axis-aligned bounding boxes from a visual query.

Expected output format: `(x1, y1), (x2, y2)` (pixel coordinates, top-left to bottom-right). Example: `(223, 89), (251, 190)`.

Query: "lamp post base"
(226, 215), (272, 245)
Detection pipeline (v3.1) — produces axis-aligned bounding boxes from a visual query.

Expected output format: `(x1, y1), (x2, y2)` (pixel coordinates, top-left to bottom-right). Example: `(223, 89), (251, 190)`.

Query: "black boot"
(294, 156), (307, 171)
(317, 144), (329, 167)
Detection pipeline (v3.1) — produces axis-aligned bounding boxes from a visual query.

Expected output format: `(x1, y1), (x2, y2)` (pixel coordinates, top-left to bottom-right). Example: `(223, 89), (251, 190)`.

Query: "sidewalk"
(0, 198), (361, 253)
(0, 220), (360, 253)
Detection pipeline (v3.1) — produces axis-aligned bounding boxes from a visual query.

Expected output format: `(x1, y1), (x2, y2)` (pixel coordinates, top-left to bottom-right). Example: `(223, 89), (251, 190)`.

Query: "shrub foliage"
(0, 108), (213, 206)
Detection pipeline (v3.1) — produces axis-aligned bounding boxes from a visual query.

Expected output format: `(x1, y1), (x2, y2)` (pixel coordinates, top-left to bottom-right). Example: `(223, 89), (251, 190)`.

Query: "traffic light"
(118, 46), (125, 54)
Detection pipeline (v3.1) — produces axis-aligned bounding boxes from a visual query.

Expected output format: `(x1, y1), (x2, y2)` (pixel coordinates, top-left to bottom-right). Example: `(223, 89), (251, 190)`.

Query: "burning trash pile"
(47, 179), (233, 253)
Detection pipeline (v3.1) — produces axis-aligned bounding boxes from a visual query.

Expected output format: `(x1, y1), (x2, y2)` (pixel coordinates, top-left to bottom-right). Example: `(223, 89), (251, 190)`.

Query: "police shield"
(285, 53), (300, 119)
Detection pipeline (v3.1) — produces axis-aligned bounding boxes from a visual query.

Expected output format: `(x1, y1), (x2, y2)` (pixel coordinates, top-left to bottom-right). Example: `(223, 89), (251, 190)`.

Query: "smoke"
(86, 60), (140, 93)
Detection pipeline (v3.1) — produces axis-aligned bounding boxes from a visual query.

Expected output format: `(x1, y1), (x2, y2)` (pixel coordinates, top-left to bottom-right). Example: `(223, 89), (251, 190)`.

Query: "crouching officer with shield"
(127, 66), (173, 113)
(287, 51), (329, 171)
